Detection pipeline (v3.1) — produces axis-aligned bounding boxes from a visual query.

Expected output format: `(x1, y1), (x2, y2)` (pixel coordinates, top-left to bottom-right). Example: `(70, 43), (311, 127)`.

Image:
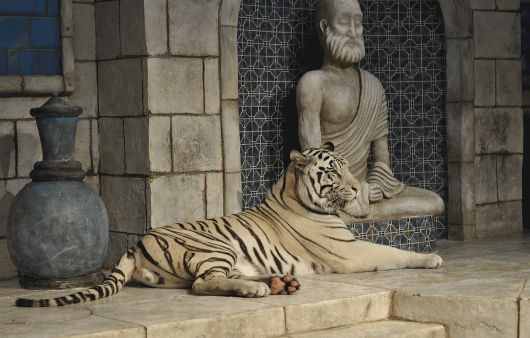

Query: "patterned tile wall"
(0, 0), (62, 76)
(238, 0), (448, 240)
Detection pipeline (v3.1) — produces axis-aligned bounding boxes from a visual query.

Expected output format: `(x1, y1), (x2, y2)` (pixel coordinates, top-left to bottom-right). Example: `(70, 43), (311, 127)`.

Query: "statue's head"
(316, 0), (365, 64)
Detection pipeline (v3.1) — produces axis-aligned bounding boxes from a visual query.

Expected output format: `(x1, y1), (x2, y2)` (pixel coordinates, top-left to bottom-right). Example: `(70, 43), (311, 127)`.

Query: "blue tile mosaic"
(238, 0), (448, 243)
(0, 0), (61, 76)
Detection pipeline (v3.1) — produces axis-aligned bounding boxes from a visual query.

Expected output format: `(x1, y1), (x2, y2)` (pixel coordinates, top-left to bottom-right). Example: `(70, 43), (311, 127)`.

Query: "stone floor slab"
(0, 313), (144, 338)
(281, 320), (446, 338)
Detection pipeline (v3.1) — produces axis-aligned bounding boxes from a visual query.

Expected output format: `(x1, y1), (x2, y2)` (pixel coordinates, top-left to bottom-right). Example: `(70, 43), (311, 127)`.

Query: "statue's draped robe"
(321, 69), (403, 201)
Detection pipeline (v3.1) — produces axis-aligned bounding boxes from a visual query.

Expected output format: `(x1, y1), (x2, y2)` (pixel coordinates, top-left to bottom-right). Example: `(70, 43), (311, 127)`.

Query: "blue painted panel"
(0, 50), (7, 75)
(8, 50), (16, 74)
(29, 18), (58, 48)
(0, 17), (28, 48)
(17, 50), (35, 75)
(0, 0), (47, 16)
(49, 0), (59, 16)
(36, 50), (61, 75)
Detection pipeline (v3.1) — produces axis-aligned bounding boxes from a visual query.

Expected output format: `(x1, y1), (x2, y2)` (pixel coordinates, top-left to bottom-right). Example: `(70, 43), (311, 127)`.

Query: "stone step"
(278, 320), (446, 338)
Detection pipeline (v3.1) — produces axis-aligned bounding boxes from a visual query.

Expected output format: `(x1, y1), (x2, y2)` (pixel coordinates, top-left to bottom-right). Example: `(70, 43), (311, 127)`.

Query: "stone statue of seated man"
(296, 0), (444, 222)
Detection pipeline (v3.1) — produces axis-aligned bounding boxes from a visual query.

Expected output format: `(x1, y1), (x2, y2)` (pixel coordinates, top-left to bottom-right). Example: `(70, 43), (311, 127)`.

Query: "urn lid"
(30, 93), (83, 118)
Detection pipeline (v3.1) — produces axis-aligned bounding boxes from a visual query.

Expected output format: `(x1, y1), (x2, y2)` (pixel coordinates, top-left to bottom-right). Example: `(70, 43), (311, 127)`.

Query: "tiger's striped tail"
(15, 249), (137, 307)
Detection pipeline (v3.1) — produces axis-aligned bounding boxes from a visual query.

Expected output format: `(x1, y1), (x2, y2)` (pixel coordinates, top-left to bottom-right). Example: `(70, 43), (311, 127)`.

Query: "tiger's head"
(289, 142), (370, 218)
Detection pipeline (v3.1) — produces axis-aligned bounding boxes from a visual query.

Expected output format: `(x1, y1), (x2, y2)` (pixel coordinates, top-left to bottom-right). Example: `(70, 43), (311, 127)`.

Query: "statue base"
(19, 271), (106, 290)
(347, 215), (439, 254)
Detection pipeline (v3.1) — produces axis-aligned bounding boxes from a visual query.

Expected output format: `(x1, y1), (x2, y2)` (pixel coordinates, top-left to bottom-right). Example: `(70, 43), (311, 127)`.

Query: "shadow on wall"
(281, 34), (324, 169)
(0, 132), (40, 236)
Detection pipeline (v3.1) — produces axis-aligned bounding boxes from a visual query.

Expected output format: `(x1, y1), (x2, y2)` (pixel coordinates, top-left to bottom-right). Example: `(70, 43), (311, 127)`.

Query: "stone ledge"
(0, 235), (528, 337)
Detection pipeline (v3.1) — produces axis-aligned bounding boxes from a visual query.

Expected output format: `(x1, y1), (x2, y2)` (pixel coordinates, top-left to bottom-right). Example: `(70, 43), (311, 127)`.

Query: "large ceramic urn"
(7, 95), (109, 289)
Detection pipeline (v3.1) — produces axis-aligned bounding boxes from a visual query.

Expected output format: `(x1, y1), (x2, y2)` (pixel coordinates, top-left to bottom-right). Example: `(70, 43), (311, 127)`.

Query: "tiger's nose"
(352, 185), (360, 194)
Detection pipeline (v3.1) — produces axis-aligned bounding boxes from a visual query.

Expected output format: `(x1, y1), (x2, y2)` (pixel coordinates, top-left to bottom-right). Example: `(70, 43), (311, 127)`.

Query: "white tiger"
(16, 143), (442, 307)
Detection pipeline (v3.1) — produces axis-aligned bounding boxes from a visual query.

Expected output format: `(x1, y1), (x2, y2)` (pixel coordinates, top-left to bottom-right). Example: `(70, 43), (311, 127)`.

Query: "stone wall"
(95, 0), (242, 268)
(0, 0), (99, 279)
(447, 0), (523, 240)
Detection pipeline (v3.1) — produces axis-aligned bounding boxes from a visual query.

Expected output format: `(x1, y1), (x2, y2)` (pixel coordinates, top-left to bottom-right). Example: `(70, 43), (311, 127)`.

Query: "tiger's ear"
(290, 150), (313, 169)
(322, 142), (334, 152)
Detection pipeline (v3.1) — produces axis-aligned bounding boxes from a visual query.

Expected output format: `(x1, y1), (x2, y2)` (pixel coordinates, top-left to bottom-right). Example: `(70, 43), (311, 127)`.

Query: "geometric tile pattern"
(347, 216), (437, 253)
(238, 0), (448, 245)
(0, 0), (62, 76)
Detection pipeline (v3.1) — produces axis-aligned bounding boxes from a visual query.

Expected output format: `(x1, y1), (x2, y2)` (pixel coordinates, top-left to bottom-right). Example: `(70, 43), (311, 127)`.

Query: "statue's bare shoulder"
(297, 69), (328, 96)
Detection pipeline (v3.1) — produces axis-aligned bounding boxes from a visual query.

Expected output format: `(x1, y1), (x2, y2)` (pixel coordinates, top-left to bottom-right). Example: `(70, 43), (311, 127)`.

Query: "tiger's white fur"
(16, 144), (442, 307)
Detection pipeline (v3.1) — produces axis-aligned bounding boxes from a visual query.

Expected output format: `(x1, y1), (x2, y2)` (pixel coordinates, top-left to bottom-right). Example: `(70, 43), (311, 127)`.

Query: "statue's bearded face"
(319, 0), (365, 63)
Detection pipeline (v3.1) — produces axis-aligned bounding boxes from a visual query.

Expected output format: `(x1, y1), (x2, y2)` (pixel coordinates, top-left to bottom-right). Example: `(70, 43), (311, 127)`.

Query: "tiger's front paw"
(424, 254), (443, 269)
(270, 275), (300, 295)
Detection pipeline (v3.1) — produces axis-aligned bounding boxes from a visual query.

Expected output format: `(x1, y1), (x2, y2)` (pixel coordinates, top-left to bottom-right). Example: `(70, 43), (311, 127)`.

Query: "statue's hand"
(368, 182), (383, 203)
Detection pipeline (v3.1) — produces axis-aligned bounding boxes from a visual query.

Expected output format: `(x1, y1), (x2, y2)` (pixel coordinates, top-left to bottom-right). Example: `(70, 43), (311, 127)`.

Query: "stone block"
(101, 176), (147, 234)
(448, 223), (477, 241)
(95, 1), (120, 60)
(75, 119), (92, 172)
(474, 11), (520, 59)
(149, 116), (171, 173)
(220, 26), (238, 100)
(146, 57), (203, 115)
(285, 292), (391, 334)
(496, 60), (522, 107)
(83, 175), (100, 194)
(172, 115), (222, 172)
(149, 174), (205, 228)
(60, 0), (73, 37)
(496, 154), (522, 202)
(448, 163), (475, 226)
(168, 0), (219, 56)
(99, 58), (144, 117)
(474, 60), (495, 107)
(475, 201), (522, 238)
(224, 172), (242, 215)
(475, 155), (497, 205)
(17, 121), (42, 178)
(475, 108), (523, 154)
(496, 0), (519, 10)
(446, 39), (474, 103)
(127, 234), (141, 250)
(204, 58), (220, 114)
(62, 37), (76, 93)
(120, 0), (147, 56)
(98, 118), (125, 175)
(125, 117), (149, 175)
(92, 120), (99, 173)
(68, 62), (98, 117)
(104, 231), (127, 269)
(0, 97), (49, 120)
(221, 99), (241, 172)
(144, 0), (168, 56)
(521, 286), (530, 338)
(0, 122), (16, 179)
(393, 292), (519, 337)
(206, 172), (224, 218)
(24, 75), (64, 94)
(73, 3), (96, 60)
(0, 179), (30, 237)
(468, 0), (495, 10)
(0, 238), (18, 280)
(446, 102), (474, 163)
(220, 0), (239, 26)
(0, 76), (22, 93)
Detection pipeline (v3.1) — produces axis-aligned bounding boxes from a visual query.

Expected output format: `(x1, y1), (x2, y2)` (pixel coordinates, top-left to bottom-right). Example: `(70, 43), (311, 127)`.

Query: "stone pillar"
(96, 0), (240, 267)
(451, 0), (523, 240)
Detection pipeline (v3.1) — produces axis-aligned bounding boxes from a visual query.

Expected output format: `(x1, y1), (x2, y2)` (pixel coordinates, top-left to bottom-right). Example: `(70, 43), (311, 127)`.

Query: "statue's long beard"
(324, 28), (365, 63)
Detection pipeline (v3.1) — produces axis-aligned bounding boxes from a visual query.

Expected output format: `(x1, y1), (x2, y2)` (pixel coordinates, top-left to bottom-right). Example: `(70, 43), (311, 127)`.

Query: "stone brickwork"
(95, 0), (238, 269)
(447, 1), (523, 240)
(0, 1), (99, 279)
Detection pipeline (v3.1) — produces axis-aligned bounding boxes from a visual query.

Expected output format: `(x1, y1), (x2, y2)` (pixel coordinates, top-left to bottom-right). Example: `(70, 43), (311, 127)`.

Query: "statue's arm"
(297, 73), (323, 150)
(371, 135), (390, 166)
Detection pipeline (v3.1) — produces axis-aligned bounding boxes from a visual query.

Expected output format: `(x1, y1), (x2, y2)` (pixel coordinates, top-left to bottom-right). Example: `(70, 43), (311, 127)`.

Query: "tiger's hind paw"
(270, 275), (300, 295)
